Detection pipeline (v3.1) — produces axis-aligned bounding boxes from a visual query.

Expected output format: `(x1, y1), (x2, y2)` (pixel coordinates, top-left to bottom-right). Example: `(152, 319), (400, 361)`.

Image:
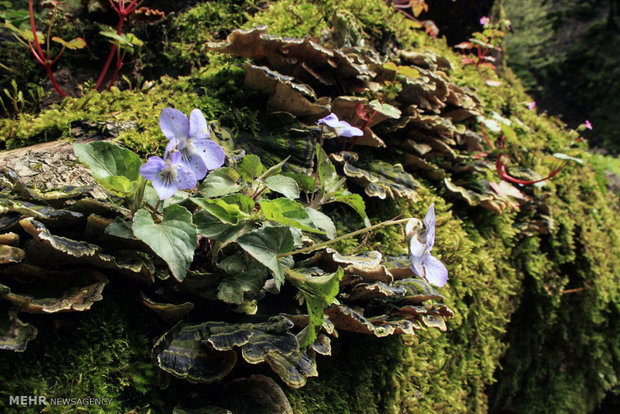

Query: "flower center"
(158, 165), (177, 185)
(179, 142), (196, 163)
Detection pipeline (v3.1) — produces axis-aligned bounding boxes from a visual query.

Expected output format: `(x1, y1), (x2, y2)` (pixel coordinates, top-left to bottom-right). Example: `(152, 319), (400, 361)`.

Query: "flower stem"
(277, 217), (410, 258)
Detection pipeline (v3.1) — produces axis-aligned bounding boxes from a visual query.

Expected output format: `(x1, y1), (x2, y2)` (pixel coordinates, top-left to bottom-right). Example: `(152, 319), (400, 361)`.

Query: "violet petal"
(423, 254), (448, 287)
(189, 108), (210, 140)
(193, 139), (225, 171)
(159, 107), (189, 141)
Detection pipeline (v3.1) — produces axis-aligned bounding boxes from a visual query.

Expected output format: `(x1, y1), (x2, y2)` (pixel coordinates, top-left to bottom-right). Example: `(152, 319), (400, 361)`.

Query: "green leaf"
(325, 191), (368, 221)
(217, 254), (267, 304)
(264, 175), (300, 200)
(4, 21), (44, 44)
(163, 191), (191, 209)
(283, 172), (315, 193)
(105, 217), (135, 239)
(305, 207), (336, 239)
(287, 267), (343, 347)
(259, 198), (323, 234)
(220, 194), (255, 214)
(397, 66), (419, 80)
(99, 30), (143, 52)
(73, 142), (142, 196)
(383, 62), (399, 72)
(51, 36), (86, 50)
(258, 155), (291, 181)
(500, 123), (518, 142)
(316, 144), (339, 193)
(553, 153), (583, 164)
(191, 198), (250, 225)
(132, 206), (197, 282)
(237, 226), (296, 289)
(369, 100), (402, 119)
(237, 155), (265, 181)
(197, 167), (241, 198)
(193, 210), (254, 242)
(99, 175), (133, 195)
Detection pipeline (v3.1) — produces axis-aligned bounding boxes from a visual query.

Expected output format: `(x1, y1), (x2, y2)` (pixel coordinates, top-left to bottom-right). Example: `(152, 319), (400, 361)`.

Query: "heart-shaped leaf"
(237, 155), (265, 182)
(73, 142), (142, 196)
(259, 198), (323, 234)
(316, 145), (340, 193)
(191, 198), (250, 225)
(304, 207), (336, 239)
(193, 210), (254, 242)
(198, 167), (241, 198)
(287, 267), (343, 347)
(325, 191), (368, 222)
(217, 254), (267, 304)
(237, 226), (295, 288)
(132, 205), (196, 282)
(264, 175), (300, 200)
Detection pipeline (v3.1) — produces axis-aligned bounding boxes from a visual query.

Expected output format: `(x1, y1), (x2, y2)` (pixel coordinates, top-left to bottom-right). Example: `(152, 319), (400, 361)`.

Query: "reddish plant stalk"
(106, 44), (124, 91)
(28, 0), (66, 97)
(495, 135), (565, 185)
(346, 104), (378, 151)
(480, 124), (494, 149)
(95, 0), (141, 91)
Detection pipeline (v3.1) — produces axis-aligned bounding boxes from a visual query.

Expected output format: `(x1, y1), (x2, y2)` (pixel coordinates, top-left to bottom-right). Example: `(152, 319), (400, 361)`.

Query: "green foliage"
(73, 141), (142, 197)
(289, 267), (343, 347)
(237, 225), (296, 288)
(132, 206), (197, 282)
(259, 198), (323, 234)
(217, 253), (267, 304)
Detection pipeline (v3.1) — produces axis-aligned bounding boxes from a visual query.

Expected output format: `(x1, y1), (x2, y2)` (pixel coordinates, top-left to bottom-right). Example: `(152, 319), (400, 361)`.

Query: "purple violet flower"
(159, 107), (225, 180)
(585, 120), (593, 130)
(406, 204), (448, 287)
(318, 113), (363, 137)
(139, 151), (197, 200)
(527, 101), (536, 110)
(480, 16), (490, 26)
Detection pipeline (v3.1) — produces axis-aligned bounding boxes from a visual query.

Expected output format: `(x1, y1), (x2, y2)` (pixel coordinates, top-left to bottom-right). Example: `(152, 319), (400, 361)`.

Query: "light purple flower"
(139, 151), (197, 200)
(585, 120), (593, 130)
(159, 107), (225, 180)
(406, 204), (448, 287)
(527, 101), (536, 110)
(480, 16), (490, 26)
(318, 113), (363, 137)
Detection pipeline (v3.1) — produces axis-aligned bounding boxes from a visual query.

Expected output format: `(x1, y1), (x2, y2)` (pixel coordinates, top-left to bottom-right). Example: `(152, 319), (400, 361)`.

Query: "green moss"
(286, 334), (405, 414)
(0, 289), (163, 413)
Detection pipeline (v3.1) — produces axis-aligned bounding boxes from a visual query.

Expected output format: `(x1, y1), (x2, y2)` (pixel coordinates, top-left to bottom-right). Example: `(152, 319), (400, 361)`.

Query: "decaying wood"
(0, 139), (107, 199)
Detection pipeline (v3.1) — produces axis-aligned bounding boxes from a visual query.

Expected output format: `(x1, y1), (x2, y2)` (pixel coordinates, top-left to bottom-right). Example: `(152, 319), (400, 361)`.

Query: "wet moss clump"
(0, 289), (164, 413)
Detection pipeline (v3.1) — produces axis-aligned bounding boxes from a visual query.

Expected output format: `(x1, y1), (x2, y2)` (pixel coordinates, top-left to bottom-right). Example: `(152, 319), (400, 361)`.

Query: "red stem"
(51, 47), (65, 66)
(345, 104), (380, 151)
(488, 130), (564, 185)
(95, 0), (141, 90)
(28, 42), (45, 65)
(480, 124), (494, 149)
(28, 1), (45, 60)
(44, 64), (66, 98)
(106, 49), (123, 90)
(29, 0), (66, 97)
(496, 151), (565, 185)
